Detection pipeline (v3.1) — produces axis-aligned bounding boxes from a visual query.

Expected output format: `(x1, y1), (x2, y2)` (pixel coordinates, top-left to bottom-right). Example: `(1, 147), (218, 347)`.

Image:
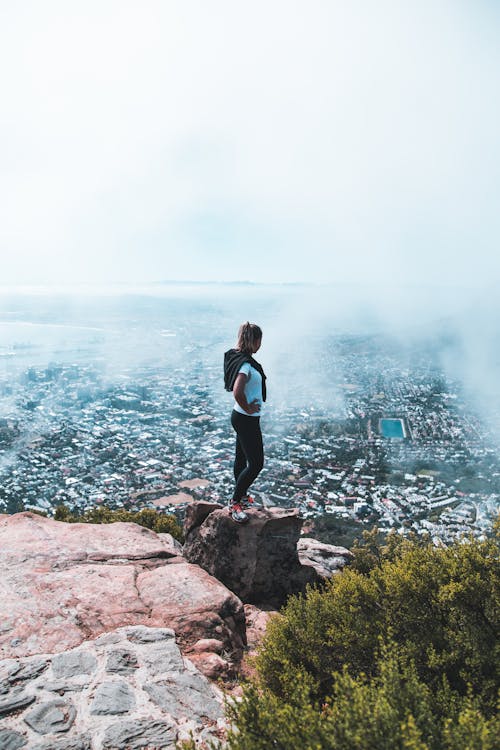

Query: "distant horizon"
(1, 277), (499, 293)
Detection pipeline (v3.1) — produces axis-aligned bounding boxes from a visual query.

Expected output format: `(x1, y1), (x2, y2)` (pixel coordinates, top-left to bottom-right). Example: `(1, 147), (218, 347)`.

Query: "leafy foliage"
(221, 657), (499, 750)
(54, 503), (184, 542)
(223, 526), (499, 750)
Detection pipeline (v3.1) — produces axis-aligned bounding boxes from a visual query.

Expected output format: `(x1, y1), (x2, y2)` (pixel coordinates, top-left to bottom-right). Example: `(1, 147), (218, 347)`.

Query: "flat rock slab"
(24, 698), (77, 734)
(52, 652), (97, 678)
(90, 680), (136, 715)
(141, 641), (185, 675)
(0, 690), (36, 718)
(0, 625), (225, 750)
(102, 719), (177, 750)
(30, 736), (92, 750)
(105, 649), (140, 674)
(144, 671), (222, 721)
(7, 659), (49, 685)
(0, 729), (27, 750)
(0, 512), (245, 664)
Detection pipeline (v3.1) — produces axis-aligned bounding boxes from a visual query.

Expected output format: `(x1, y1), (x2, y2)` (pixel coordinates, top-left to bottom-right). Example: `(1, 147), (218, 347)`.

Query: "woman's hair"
(236, 321), (262, 354)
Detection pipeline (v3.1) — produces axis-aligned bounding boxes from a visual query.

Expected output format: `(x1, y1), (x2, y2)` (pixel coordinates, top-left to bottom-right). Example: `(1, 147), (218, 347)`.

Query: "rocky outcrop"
(0, 507), (354, 713)
(183, 504), (318, 606)
(0, 625), (225, 750)
(0, 512), (246, 673)
(297, 538), (353, 579)
(0, 504), (356, 749)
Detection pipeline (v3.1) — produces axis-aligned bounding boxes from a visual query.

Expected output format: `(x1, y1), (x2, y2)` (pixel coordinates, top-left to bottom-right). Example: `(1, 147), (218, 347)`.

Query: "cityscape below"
(0, 286), (498, 546)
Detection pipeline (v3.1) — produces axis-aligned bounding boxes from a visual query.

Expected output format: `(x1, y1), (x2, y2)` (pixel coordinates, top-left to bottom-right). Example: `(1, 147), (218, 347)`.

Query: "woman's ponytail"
(236, 322), (262, 354)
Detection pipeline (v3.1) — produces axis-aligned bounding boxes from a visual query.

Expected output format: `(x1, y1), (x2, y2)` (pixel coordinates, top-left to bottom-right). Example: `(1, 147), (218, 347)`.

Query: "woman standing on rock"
(224, 322), (266, 523)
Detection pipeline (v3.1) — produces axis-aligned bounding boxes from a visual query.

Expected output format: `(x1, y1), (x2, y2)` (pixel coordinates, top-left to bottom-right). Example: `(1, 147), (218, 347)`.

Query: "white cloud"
(0, 0), (499, 285)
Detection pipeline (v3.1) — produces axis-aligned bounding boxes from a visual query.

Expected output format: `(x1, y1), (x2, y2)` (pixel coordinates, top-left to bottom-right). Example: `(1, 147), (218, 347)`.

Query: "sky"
(1, 0), (499, 288)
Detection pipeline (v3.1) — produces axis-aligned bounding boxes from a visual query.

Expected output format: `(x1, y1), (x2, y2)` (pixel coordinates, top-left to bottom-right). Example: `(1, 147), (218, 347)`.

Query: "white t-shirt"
(233, 362), (263, 417)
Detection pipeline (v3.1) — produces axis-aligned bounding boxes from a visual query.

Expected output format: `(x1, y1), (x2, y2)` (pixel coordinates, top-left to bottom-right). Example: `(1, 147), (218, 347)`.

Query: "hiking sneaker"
(240, 494), (256, 509)
(229, 501), (249, 524)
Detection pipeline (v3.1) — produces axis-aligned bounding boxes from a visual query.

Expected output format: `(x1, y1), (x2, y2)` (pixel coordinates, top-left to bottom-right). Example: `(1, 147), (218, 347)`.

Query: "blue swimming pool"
(380, 418), (405, 438)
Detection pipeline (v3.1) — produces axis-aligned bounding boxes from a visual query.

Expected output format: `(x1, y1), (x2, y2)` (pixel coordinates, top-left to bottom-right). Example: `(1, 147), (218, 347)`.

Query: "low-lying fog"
(0, 282), (498, 446)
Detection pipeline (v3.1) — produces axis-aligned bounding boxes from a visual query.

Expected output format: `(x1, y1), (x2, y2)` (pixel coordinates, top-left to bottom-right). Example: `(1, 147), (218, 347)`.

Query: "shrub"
(54, 503), (184, 542)
(223, 527), (499, 750)
(222, 653), (499, 750)
(256, 530), (499, 710)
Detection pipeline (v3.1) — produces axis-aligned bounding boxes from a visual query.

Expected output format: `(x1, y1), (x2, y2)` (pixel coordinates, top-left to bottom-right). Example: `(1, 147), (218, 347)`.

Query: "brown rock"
(184, 501), (223, 537)
(244, 604), (277, 650)
(188, 652), (231, 680)
(0, 512), (175, 564)
(136, 562), (246, 654)
(0, 512), (245, 663)
(297, 538), (353, 579)
(156, 533), (184, 556)
(190, 639), (225, 654)
(240, 603), (277, 681)
(183, 504), (318, 606)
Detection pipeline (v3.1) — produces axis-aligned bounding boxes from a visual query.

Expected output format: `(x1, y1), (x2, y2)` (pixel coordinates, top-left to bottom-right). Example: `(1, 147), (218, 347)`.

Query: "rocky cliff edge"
(0, 506), (352, 749)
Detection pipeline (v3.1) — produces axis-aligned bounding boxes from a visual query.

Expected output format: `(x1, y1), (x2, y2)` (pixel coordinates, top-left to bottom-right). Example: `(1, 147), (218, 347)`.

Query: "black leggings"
(231, 410), (264, 501)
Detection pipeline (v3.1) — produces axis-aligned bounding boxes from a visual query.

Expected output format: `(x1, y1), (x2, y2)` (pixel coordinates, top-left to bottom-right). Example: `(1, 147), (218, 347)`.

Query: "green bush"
(222, 651), (499, 750)
(222, 526), (499, 750)
(54, 503), (184, 543)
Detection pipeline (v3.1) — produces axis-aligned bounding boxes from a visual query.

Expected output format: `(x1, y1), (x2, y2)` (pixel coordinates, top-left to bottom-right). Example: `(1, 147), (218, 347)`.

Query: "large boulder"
(0, 512), (245, 670)
(183, 503), (318, 606)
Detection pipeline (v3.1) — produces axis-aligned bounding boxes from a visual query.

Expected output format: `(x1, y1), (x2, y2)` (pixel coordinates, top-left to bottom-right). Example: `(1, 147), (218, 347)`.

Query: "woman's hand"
(246, 399), (261, 414)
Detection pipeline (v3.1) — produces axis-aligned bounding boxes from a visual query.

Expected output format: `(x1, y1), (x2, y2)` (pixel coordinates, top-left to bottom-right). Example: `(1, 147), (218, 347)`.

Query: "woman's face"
(252, 337), (262, 354)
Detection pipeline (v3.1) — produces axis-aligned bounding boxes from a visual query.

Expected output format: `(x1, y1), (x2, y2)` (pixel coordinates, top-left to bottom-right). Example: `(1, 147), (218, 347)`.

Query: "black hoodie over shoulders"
(224, 349), (267, 402)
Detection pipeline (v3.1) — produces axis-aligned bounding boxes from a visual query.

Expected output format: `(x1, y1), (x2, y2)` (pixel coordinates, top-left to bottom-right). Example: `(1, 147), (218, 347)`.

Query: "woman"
(224, 322), (267, 523)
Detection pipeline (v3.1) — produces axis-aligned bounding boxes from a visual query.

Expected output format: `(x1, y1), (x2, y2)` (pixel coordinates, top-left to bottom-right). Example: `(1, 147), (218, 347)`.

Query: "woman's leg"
(231, 411), (264, 501)
(233, 434), (247, 482)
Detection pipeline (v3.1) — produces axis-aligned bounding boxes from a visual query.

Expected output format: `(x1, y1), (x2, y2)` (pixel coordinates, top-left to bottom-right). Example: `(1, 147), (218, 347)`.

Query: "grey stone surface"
(24, 699), (76, 734)
(94, 632), (121, 646)
(43, 677), (91, 693)
(0, 729), (27, 750)
(7, 660), (48, 685)
(102, 719), (177, 750)
(144, 671), (221, 720)
(0, 659), (17, 675)
(90, 680), (136, 715)
(31, 734), (92, 750)
(144, 642), (184, 675)
(1, 626), (224, 749)
(0, 690), (36, 718)
(105, 649), (139, 674)
(51, 652), (97, 678)
(126, 626), (175, 643)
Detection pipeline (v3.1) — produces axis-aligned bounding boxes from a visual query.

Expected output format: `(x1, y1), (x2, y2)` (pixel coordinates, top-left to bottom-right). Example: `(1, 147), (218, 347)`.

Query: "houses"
(0, 341), (497, 544)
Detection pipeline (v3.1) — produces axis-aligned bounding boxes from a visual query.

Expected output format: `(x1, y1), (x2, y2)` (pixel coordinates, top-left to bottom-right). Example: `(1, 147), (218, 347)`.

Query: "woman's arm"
(233, 373), (260, 414)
